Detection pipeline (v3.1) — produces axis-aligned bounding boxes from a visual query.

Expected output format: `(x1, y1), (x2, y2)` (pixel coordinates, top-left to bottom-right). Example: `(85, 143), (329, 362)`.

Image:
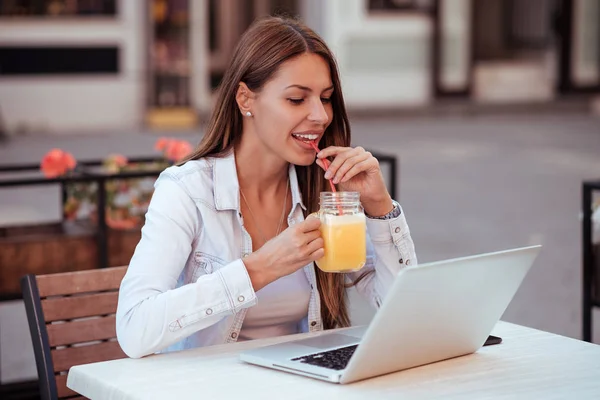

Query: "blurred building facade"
(0, 0), (598, 134)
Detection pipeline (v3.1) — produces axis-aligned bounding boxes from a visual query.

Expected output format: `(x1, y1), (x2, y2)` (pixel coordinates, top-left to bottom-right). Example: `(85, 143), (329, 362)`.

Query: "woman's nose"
(308, 98), (329, 124)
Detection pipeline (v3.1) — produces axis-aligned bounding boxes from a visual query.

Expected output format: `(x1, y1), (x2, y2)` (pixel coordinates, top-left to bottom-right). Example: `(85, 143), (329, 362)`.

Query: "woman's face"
(247, 52), (334, 166)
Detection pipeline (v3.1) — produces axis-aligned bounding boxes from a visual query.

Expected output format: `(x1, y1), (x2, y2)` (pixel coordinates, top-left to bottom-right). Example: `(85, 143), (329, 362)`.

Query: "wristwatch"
(366, 200), (402, 220)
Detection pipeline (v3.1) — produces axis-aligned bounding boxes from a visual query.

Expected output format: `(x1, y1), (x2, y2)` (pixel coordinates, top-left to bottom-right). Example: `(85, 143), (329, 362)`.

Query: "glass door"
(146, 0), (197, 130)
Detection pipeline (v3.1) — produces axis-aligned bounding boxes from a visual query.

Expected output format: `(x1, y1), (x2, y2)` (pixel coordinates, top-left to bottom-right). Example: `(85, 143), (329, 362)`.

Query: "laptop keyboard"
(291, 344), (358, 370)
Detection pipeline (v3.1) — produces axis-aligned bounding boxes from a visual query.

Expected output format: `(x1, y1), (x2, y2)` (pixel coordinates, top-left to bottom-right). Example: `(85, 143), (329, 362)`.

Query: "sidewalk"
(0, 95), (595, 164)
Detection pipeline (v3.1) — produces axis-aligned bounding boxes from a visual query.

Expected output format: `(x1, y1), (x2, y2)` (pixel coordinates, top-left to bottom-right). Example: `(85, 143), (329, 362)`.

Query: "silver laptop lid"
(340, 245), (541, 383)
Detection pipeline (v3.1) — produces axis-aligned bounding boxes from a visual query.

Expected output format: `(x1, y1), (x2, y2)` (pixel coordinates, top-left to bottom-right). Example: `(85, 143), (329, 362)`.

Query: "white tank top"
(238, 267), (311, 341)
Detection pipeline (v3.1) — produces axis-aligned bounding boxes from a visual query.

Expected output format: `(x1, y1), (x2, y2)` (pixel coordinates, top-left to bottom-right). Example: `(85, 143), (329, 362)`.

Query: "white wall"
(0, 1), (145, 135)
(321, 0), (433, 108)
(300, 0), (326, 39)
(572, 0), (600, 86)
(439, 0), (471, 92)
(190, 0), (211, 114)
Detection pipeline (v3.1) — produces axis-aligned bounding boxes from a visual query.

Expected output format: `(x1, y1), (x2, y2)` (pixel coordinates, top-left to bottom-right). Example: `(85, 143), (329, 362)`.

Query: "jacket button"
(310, 321), (317, 327)
(231, 332), (238, 339)
(406, 259), (411, 266)
(394, 227), (400, 233)
(238, 295), (245, 302)
(206, 308), (213, 315)
(399, 258), (403, 264)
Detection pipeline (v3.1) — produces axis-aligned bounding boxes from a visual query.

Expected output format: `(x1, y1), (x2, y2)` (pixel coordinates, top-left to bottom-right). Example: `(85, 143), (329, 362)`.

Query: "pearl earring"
(245, 111), (252, 117)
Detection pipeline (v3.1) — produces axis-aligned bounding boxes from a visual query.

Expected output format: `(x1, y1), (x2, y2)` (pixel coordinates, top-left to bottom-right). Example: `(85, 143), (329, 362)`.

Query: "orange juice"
(316, 213), (366, 273)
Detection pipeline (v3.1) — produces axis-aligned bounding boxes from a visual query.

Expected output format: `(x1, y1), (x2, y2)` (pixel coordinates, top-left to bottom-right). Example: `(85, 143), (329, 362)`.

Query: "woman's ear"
(236, 82), (255, 117)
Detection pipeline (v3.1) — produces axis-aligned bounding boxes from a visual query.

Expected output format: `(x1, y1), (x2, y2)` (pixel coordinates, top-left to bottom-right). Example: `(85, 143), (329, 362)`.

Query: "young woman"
(116, 16), (416, 358)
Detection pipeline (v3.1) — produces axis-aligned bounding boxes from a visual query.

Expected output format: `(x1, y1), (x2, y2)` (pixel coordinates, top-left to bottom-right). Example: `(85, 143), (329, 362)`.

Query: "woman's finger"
(341, 157), (379, 183)
(332, 151), (370, 184)
(303, 229), (322, 244)
(307, 246), (325, 261)
(322, 147), (356, 180)
(305, 237), (324, 257)
(316, 146), (349, 160)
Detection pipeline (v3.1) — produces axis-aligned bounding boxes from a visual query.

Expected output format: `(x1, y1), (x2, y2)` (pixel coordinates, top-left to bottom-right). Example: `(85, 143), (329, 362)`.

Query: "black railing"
(582, 179), (600, 342)
(0, 152), (399, 272)
(0, 157), (162, 172)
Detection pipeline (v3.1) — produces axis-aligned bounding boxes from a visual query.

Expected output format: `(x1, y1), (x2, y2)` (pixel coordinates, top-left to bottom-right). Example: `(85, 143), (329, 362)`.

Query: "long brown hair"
(182, 16), (356, 329)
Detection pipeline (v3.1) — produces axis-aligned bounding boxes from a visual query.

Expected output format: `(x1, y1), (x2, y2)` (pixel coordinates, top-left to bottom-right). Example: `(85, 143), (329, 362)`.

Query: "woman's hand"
(316, 146), (393, 217)
(243, 216), (324, 291)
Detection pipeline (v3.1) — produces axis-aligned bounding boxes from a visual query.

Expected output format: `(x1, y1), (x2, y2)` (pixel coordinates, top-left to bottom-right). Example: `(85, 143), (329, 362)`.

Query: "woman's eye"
(321, 97), (332, 104)
(288, 98), (304, 105)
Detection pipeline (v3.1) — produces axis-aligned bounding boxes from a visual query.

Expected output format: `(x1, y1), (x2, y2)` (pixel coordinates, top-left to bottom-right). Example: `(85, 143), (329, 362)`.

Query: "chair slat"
(47, 316), (117, 347)
(37, 266), (127, 297)
(52, 340), (125, 372)
(42, 291), (119, 322)
(55, 374), (78, 398)
(23, 266), (129, 399)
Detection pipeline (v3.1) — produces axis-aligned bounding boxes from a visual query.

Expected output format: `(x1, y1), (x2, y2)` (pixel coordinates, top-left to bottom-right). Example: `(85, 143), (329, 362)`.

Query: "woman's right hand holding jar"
(243, 216), (324, 291)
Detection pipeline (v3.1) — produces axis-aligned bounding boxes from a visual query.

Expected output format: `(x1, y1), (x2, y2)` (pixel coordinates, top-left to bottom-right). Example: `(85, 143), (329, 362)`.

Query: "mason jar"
(314, 191), (366, 273)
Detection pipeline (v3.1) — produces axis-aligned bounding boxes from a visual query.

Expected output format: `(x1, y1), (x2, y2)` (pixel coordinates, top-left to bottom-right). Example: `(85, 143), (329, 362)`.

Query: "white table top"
(68, 321), (600, 399)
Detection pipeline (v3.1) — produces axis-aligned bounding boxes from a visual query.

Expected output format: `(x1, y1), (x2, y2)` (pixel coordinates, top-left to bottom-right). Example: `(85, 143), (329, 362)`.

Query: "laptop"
(239, 245), (541, 384)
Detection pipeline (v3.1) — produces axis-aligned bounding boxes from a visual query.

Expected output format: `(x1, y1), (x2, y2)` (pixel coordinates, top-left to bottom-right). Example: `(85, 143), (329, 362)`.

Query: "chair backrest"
(21, 266), (128, 400)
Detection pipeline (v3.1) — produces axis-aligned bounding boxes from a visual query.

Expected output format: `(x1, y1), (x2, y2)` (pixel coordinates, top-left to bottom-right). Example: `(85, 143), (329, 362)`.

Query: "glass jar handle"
(307, 211), (322, 221)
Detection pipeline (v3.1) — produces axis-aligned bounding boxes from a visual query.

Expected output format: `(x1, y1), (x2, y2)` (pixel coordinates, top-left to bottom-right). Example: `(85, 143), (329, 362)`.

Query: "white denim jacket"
(116, 150), (417, 358)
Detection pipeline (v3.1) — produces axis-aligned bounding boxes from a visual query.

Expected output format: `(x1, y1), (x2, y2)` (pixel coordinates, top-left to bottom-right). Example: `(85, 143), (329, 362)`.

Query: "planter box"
(0, 221), (139, 298)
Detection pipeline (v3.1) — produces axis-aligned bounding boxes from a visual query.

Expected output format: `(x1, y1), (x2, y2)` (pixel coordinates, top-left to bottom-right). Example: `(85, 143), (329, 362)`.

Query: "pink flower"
(40, 149), (77, 178)
(154, 137), (194, 163)
(111, 154), (128, 168)
(165, 140), (192, 162)
(154, 137), (170, 151)
(104, 154), (129, 173)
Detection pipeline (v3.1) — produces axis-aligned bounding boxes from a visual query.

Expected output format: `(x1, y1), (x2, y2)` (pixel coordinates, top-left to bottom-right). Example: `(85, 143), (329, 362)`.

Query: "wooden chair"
(20, 266), (128, 399)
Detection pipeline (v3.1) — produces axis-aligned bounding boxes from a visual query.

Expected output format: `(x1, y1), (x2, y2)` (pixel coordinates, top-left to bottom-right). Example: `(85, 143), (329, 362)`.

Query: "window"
(368, 0), (433, 13)
(149, 0), (191, 108)
(0, 0), (117, 17)
(0, 46), (119, 75)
